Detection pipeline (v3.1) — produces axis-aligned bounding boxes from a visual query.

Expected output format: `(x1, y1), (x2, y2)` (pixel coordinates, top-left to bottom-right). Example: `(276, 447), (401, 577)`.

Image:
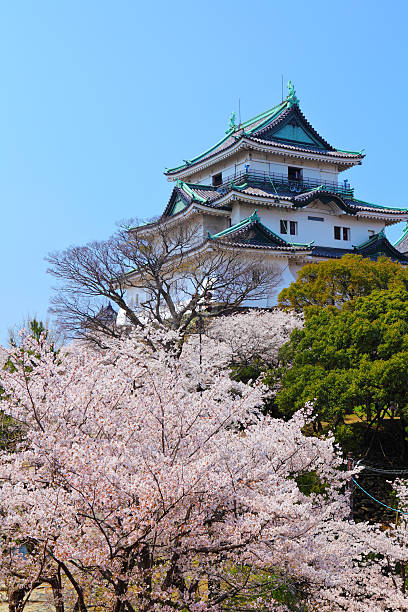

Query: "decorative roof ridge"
(230, 181), (249, 191)
(244, 102), (289, 135)
(181, 182), (218, 191)
(176, 179), (207, 203)
(336, 148), (365, 156)
(240, 100), (288, 131)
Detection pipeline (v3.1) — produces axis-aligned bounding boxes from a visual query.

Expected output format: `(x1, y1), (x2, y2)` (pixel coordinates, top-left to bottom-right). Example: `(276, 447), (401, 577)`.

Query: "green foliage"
(278, 254), (408, 311)
(223, 565), (304, 611)
(295, 470), (328, 497)
(274, 287), (408, 453)
(1, 318), (55, 451)
(230, 358), (265, 384)
(9, 317), (50, 349)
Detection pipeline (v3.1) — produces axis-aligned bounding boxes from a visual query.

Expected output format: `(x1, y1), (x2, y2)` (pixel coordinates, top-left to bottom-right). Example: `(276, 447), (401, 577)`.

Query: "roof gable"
(165, 190), (190, 216)
(253, 105), (333, 151)
(355, 231), (408, 262)
(165, 83), (363, 176)
(162, 181), (221, 217)
(271, 123), (321, 146)
(222, 221), (287, 247)
(292, 191), (357, 215)
(209, 211), (311, 251)
(209, 211), (286, 246)
(171, 195), (188, 215)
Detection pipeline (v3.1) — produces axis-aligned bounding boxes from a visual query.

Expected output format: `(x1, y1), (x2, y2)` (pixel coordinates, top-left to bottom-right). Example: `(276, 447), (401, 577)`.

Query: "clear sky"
(1, 0), (407, 343)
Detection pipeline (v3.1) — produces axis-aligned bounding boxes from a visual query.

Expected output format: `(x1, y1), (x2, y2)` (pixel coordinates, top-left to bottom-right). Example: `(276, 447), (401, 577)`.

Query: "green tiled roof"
(352, 198), (408, 213)
(209, 211), (261, 239)
(176, 179), (207, 203)
(241, 100), (288, 134)
(165, 83), (363, 175)
(208, 210), (312, 248)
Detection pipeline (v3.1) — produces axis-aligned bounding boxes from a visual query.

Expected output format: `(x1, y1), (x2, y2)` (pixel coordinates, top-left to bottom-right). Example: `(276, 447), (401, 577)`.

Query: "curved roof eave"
(165, 137), (363, 181)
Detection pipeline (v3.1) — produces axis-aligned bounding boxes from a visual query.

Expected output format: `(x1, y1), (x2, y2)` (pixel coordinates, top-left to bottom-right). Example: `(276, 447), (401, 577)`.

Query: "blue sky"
(1, 0), (407, 343)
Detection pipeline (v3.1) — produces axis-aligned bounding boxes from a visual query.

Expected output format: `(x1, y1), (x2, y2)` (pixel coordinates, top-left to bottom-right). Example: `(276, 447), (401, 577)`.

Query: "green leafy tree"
(275, 288), (408, 458)
(278, 254), (408, 310)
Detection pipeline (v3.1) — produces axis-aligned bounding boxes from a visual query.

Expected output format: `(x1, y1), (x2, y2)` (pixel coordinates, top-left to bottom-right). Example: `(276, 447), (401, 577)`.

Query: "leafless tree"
(46, 217), (282, 347)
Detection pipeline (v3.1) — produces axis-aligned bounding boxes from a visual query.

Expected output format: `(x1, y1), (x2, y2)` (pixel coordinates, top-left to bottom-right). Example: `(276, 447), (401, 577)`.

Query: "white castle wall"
(183, 151), (342, 188)
(231, 202), (385, 248)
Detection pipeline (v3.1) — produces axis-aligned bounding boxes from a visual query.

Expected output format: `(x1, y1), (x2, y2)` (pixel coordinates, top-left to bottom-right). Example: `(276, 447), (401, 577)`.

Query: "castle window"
(288, 166), (302, 182)
(290, 221), (298, 235)
(308, 216), (324, 222)
(334, 226), (350, 241)
(368, 230), (375, 237)
(280, 220), (298, 235)
(212, 172), (223, 186)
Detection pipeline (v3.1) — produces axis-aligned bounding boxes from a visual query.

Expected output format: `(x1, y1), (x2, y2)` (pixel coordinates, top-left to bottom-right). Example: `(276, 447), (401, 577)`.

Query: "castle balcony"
(216, 170), (354, 199)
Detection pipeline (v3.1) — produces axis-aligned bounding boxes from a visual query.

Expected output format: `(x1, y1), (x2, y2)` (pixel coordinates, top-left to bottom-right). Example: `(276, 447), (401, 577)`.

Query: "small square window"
(343, 227), (350, 241)
(280, 220), (288, 234)
(334, 226), (341, 240)
(289, 221), (298, 235)
(212, 172), (223, 187)
(288, 166), (302, 181)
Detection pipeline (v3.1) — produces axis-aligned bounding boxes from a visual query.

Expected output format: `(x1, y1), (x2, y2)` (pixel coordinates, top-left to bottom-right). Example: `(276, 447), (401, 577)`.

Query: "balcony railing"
(214, 170), (354, 198)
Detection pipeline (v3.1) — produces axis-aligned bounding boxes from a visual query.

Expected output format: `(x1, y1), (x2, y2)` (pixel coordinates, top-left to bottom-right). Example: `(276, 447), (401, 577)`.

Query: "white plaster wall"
(248, 159), (339, 185)
(232, 201), (385, 248)
(241, 256), (298, 308)
(189, 159), (247, 185)
(180, 150), (343, 187)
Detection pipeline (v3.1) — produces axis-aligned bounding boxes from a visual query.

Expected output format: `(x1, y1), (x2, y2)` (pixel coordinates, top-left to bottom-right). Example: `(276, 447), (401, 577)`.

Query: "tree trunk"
(112, 580), (130, 612)
(49, 575), (65, 612)
(8, 587), (28, 612)
(8, 583), (41, 612)
(58, 562), (87, 612)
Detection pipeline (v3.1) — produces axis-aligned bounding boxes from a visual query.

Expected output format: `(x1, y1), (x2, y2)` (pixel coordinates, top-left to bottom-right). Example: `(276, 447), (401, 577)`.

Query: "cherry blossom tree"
(206, 309), (303, 367)
(179, 309), (303, 389)
(0, 330), (408, 611)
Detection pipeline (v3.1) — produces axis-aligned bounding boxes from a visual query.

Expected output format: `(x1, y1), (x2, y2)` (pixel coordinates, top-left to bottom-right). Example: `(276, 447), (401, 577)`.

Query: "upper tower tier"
(165, 82), (364, 184)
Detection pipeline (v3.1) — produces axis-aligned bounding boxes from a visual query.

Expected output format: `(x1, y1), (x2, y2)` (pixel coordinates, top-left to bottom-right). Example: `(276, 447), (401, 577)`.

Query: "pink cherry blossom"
(0, 327), (407, 610)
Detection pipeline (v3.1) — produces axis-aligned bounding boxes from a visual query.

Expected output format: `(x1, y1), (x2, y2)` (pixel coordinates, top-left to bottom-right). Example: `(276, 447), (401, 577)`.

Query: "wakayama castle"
(126, 83), (408, 309)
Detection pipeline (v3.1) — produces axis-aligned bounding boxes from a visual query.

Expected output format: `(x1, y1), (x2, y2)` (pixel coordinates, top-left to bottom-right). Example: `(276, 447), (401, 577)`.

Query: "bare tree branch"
(46, 216), (282, 346)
